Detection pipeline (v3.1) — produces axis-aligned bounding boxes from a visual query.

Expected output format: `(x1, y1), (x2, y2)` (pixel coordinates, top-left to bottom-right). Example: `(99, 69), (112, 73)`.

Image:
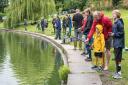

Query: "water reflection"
(0, 32), (63, 85)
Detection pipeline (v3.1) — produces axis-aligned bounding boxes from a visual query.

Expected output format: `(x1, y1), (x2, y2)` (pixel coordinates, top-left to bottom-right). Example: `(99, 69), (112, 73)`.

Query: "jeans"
(55, 29), (61, 39)
(74, 29), (82, 49)
(84, 34), (93, 59)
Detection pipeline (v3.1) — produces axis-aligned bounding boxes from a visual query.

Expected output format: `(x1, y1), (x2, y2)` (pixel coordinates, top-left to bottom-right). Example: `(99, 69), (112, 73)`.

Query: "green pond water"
(0, 32), (63, 85)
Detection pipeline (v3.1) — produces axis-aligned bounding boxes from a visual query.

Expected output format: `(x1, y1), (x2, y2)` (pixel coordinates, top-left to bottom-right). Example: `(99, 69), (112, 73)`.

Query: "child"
(110, 10), (125, 79)
(91, 24), (105, 71)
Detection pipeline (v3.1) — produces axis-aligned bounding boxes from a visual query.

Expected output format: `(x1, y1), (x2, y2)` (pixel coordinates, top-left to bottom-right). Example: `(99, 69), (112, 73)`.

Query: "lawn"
(0, 9), (128, 85)
(0, 22), (3, 29)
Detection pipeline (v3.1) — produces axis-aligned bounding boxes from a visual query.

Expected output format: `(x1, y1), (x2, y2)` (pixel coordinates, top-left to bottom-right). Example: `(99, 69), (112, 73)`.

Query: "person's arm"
(101, 34), (105, 52)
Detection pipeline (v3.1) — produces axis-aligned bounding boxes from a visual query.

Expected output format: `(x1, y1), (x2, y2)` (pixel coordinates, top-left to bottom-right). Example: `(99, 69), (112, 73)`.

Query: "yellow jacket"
(93, 24), (105, 52)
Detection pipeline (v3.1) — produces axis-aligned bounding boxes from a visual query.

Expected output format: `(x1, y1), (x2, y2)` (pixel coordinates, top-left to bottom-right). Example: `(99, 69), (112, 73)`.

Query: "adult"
(72, 9), (83, 50)
(82, 8), (93, 61)
(62, 16), (68, 35)
(68, 15), (73, 37)
(24, 19), (27, 31)
(41, 18), (46, 32)
(85, 11), (112, 70)
(55, 16), (61, 40)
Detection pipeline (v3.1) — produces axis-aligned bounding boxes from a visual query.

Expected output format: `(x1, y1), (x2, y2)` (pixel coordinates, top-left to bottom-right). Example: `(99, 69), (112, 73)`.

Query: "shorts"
(105, 37), (112, 50)
(114, 47), (122, 62)
(94, 52), (103, 58)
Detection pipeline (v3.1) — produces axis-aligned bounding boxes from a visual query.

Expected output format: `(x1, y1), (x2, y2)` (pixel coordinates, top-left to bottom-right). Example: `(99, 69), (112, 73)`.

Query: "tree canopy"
(0, 0), (8, 12)
(4, 0), (56, 28)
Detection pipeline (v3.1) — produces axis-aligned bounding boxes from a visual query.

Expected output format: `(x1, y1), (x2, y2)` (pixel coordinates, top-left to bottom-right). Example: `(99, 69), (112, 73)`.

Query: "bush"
(59, 65), (70, 84)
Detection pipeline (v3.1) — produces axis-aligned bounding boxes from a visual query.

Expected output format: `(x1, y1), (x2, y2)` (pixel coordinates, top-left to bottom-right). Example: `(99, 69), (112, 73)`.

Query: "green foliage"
(112, 0), (122, 8)
(4, 0), (56, 28)
(59, 65), (70, 83)
(0, 0), (8, 12)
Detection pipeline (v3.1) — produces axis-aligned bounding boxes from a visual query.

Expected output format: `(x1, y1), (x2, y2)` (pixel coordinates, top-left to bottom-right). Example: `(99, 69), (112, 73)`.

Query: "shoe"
(113, 72), (122, 79)
(91, 65), (98, 70)
(112, 72), (118, 78)
(85, 58), (92, 61)
(97, 66), (103, 72)
(73, 47), (76, 50)
(81, 52), (85, 55)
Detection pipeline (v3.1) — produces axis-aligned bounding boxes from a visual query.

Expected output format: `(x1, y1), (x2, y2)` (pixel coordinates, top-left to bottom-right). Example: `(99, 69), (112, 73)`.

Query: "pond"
(0, 31), (63, 85)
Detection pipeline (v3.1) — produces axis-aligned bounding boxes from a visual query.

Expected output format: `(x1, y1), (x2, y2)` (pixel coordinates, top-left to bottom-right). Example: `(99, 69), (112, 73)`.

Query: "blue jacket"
(55, 19), (61, 30)
(112, 18), (125, 48)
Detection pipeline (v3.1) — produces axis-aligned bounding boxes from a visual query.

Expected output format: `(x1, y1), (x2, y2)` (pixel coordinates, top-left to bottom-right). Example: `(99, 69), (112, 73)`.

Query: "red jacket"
(87, 13), (112, 40)
(81, 18), (87, 32)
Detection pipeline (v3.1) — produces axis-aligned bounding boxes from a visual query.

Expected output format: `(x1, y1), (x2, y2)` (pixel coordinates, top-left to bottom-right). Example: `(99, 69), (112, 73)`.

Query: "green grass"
(0, 22), (3, 29)
(1, 9), (128, 85)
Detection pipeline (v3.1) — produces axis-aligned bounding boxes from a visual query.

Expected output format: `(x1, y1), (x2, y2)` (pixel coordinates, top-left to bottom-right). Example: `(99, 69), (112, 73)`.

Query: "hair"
(84, 8), (92, 15)
(76, 9), (80, 13)
(112, 10), (121, 18)
(93, 11), (101, 16)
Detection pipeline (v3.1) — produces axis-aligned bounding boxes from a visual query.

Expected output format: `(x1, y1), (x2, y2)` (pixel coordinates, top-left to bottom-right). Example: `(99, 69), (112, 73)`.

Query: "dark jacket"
(62, 18), (68, 28)
(72, 13), (83, 29)
(83, 15), (93, 35)
(55, 18), (61, 30)
(112, 18), (125, 48)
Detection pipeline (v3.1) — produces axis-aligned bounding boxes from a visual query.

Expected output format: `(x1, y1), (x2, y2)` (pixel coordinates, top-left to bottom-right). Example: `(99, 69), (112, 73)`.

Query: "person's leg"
(54, 26), (55, 34)
(81, 35), (87, 55)
(59, 30), (61, 39)
(104, 49), (111, 70)
(69, 27), (72, 37)
(25, 26), (27, 31)
(92, 55), (98, 69)
(113, 48), (122, 78)
(88, 47), (92, 59)
(78, 32), (82, 50)
(74, 29), (78, 49)
(55, 29), (58, 39)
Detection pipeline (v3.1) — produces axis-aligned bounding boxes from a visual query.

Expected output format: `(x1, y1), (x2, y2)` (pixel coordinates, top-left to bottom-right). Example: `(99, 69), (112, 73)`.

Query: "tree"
(4, 0), (56, 28)
(0, 0), (8, 12)
(112, 0), (121, 8)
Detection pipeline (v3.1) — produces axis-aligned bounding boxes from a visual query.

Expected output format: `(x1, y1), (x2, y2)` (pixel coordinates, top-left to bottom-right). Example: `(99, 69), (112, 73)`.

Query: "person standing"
(81, 8), (93, 61)
(24, 19), (28, 31)
(91, 24), (105, 71)
(85, 11), (112, 70)
(72, 9), (83, 50)
(110, 10), (125, 79)
(62, 16), (68, 35)
(68, 15), (73, 37)
(55, 16), (61, 40)
(41, 18), (45, 32)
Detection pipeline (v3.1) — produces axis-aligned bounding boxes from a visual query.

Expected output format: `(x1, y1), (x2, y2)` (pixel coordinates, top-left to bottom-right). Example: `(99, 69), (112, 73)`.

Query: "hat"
(96, 24), (103, 33)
